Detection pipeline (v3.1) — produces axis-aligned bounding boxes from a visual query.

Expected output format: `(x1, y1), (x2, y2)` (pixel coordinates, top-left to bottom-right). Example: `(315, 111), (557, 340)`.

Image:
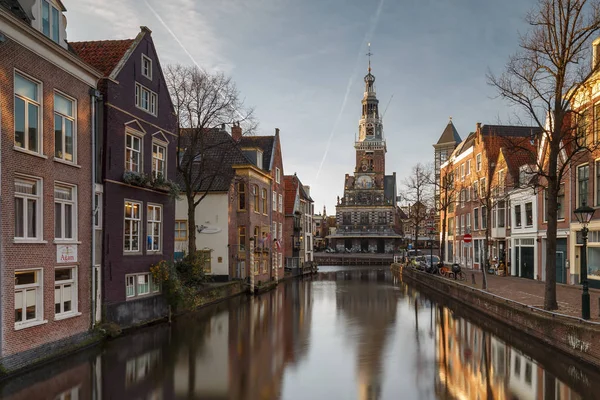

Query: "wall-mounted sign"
(57, 244), (77, 263)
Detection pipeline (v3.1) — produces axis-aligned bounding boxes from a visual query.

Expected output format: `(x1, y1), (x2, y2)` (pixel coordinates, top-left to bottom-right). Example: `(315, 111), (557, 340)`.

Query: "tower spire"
(367, 43), (372, 73)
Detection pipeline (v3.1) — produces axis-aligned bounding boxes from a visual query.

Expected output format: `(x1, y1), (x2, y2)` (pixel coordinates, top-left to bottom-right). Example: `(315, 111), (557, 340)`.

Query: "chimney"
(275, 128), (280, 136)
(231, 121), (242, 141)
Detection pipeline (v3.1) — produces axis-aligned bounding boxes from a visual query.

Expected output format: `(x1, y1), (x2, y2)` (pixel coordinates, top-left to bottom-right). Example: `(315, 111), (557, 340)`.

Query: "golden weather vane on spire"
(367, 43), (372, 73)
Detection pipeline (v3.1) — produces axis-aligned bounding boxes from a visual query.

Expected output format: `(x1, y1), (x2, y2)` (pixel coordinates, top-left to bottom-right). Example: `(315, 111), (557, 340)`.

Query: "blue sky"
(64, 0), (535, 213)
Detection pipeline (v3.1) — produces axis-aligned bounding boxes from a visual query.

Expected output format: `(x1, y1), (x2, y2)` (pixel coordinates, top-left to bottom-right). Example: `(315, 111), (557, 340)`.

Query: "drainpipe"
(89, 88), (101, 327)
(249, 237), (255, 293)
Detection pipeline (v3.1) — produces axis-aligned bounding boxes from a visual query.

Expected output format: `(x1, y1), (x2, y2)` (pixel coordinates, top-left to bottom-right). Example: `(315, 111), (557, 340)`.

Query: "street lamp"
(574, 204), (596, 320)
(428, 229), (435, 269)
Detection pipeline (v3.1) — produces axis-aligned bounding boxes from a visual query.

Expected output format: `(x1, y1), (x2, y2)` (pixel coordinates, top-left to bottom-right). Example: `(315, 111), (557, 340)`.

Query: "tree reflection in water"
(0, 266), (596, 400)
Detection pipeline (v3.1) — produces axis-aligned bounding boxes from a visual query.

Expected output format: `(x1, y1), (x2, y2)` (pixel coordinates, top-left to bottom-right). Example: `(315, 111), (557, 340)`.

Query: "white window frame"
(14, 71), (42, 154)
(256, 150), (263, 169)
(151, 141), (166, 179)
(273, 221), (277, 240)
(54, 266), (79, 319)
(474, 207), (479, 230)
(278, 194), (283, 213)
(577, 163), (590, 208)
(476, 153), (482, 171)
(175, 220), (187, 241)
(275, 167), (281, 184)
(141, 54), (152, 80)
(14, 175), (43, 241)
(125, 130), (143, 173)
(54, 91), (76, 163)
(147, 204), (162, 252)
(14, 268), (45, 329)
(272, 191), (277, 211)
(466, 160), (471, 175)
(41, 0), (61, 43)
(126, 272), (160, 299)
(124, 200), (142, 252)
(135, 83), (157, 116)
(54, 183), (77, 241)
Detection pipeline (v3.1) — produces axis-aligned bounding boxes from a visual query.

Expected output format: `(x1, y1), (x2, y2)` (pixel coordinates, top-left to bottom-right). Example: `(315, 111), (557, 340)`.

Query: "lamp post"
(574, 204), (596, 320)
(428, 229), (435, 270)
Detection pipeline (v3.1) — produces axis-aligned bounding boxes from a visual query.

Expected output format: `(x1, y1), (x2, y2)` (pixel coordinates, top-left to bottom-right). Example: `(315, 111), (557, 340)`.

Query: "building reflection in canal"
(0, 267), (596, 400)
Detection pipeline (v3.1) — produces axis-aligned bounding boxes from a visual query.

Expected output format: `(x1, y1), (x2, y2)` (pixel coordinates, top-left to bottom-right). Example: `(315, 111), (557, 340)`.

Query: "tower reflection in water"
(434, 306), (583, 400)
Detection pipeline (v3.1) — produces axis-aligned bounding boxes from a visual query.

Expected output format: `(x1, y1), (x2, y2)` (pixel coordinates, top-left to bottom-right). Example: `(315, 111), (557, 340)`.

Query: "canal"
(1, 266), (598, 400)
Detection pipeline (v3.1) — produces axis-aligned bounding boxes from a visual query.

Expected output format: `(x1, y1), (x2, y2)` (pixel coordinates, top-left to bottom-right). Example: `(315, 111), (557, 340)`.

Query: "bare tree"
(166, 65), (256, 255)
(431, 160), (458, 264)
(403, 163), (434, 250)
(488, 0), (600, 310)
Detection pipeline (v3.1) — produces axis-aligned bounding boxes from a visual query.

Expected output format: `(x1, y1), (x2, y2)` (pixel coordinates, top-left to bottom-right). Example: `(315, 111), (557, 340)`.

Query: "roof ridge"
(70, 38), (135, 45)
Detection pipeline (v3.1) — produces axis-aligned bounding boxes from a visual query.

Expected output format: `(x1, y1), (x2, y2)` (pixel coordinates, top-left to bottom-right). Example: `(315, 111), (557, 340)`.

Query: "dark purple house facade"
(72, 27), (176, 326)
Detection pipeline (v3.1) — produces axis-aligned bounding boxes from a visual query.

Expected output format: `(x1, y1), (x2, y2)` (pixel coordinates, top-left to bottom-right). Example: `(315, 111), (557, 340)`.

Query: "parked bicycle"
(450, 263), (466, 281)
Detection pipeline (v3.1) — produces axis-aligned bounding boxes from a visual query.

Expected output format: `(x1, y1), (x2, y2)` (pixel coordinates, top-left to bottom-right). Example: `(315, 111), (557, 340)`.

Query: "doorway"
(377, 239), (385, 253)
(521, 247), (534, 279)
(556, 238), (567, 284)
(345, 239), (352, 251)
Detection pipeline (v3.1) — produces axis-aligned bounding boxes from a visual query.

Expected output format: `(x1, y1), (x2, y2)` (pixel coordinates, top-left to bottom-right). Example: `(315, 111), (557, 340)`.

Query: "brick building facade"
(0, 0), (101, 366)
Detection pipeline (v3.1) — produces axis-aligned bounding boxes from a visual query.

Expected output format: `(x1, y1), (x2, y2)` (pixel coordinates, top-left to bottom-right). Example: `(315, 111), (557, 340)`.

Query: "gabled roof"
(176, 128), (250, 193)
(0, 0), (30, 22)
(70, 38), (135, 77)
(480, 124), (541, 138)
(501, 145), (536, 181)
(436, 119), (462, 145)
(284, 175), (299, 214)
(238, 136), (275, 171)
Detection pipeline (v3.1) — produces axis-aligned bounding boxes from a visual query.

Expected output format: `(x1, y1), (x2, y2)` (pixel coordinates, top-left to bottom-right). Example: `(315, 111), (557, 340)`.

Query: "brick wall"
(401, 267), (600, 368)
(0, 37), (93, 357)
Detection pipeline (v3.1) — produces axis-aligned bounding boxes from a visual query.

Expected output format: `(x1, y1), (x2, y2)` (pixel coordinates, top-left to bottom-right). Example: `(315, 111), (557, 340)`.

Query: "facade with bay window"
(0, 0), (101, 360)
(72, 27), (176, 326)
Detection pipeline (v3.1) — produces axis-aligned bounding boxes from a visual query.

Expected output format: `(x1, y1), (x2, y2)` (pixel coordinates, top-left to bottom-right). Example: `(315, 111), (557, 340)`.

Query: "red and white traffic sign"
(463, 234), (472, 243)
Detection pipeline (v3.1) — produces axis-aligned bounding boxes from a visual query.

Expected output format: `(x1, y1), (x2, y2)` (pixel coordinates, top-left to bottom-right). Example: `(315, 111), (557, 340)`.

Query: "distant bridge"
(314, 253), (394, 266)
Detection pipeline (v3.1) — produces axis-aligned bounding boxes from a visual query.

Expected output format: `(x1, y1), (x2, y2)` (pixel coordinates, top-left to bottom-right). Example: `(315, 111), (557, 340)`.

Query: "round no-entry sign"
(464, 234), (472, 243)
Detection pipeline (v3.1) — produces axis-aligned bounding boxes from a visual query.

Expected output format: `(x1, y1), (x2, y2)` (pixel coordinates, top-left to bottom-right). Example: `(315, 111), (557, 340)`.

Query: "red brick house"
(0, 0), (102, 370)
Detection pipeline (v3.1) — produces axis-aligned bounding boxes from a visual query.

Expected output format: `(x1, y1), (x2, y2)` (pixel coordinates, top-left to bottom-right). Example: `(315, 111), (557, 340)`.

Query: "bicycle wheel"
(458, 271), (466, 281)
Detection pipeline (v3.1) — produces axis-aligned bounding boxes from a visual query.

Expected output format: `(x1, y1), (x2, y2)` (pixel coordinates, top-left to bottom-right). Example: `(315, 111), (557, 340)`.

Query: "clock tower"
(330, 46), (402, 254)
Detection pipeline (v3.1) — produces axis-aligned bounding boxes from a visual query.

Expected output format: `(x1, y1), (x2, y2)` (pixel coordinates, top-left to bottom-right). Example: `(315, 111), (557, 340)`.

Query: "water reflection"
(0, 267), (596, 400)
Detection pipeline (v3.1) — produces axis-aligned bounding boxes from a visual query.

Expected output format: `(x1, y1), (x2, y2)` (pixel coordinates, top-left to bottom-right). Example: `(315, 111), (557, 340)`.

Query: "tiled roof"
(238, 136), (275, 171)
(480, 124), (541, 138)
(0, 0), (30, 22)
(284, 175), (298, 214)
(176, 128), (250, 193)
(436, 119), (462, 145)
(70, 39), (135, 77)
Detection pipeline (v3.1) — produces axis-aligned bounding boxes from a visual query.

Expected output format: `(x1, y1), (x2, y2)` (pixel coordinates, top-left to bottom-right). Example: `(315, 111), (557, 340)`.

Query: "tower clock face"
(366, 123), (374, 136)
(356, 175), (373, 188)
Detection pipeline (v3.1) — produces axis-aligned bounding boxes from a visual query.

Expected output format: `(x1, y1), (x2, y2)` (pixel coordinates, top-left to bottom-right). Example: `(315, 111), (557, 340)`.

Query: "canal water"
(1, 266), (598, 400)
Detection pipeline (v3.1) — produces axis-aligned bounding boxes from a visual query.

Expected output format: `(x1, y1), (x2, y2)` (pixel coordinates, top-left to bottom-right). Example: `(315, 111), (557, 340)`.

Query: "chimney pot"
(275, 128), (280, 135)
(231, 122), (243, 141)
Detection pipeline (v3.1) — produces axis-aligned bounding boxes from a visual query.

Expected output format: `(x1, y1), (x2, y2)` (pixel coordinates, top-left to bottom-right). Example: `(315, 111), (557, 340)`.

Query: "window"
(125, 133), (142, 173)
(152, 143), (166, 179)
(41, 0), (60, 43)
(147, 205), (162, 252)
(476, 154), (482, 171)
(466, 213), (471, 232)
(272, 191), (277, 211)
(460, 214), (465, 235)
(253, 186), (259, 213)
(480, 178), (486, 197)
(577, 109), (589, 147)
(125, 273), (160, 299)
(54, 184), (76, 240)
(473, 181), (479, 200)
(497, 200), (506, 228)
(597, 161), (600, 206)
(466, 160), (471, 175)
(525, 202), (533, 226)
(474, 240), (480, 263)
(278, 194), (283, 213)
(544, 185), (565, 221)
(238, 183), (246, 211)
(578, 164), (589, 207)
(253, 226), (260, 245)
(142, 54), (152, 79)
(595, 103), (600, 142)
(448, 217), (454, 236)
(474, 208), (479, 230)
(481, 206), (487, 229)
(54, 93), (75, 162)
(239, 226), (246, 251)
(135, 83), (157, 115)
(256, 151), (263, 169)
(273, 222), (277, 240)
(278, 223), (282, 244)
(276, 167), (281, 183)
(124, 201), (141, 252)
(515, 205), (522, 227)
(55, 267), (77, 316)
(15, 270), (42, 326)
(175, 220), (187, 241)
(94, 192), (102, 228)
(460, 164), (465, 180)
(448, 193), (455, 213)
(14, 73), (40, 153)
(15, 177), (42, 240)
(262, 188), (268, 214)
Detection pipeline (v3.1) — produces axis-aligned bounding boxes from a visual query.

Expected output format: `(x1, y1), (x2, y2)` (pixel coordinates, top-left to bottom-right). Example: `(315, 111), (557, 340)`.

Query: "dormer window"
(256, 150), (263, 169)
(142, 55), (152, 79)
(42, 0), (60, 43)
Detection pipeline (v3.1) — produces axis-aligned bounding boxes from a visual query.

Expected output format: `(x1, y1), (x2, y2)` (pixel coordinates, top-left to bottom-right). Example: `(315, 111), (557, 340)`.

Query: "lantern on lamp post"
(574, 204), (596, 320)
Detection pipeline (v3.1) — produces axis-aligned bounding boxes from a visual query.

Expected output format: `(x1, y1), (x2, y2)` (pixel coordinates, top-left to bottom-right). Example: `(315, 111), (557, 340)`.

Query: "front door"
(521, 247), (534, 279)
(377, 239), (385, 253)
(556, 251), (566, 284)
(515, 247), (521, 277)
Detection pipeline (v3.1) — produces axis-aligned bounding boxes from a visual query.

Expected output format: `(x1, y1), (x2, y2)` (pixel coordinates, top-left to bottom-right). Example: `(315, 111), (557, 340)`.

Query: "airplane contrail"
(315, 0), (386, 181)
(143, 0), (246, 120)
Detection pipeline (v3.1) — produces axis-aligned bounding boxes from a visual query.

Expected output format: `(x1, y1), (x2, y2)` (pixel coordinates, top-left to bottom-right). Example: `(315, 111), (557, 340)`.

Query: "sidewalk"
(456, 269), (600, 321)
